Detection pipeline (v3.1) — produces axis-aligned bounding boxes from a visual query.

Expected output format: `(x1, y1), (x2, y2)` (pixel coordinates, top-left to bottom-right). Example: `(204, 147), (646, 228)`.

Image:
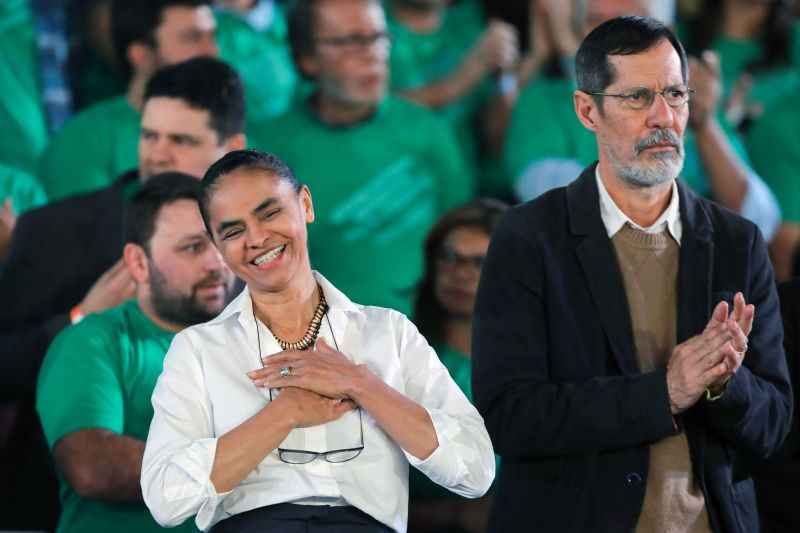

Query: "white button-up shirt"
(141, 272), (495, 532)
(596, 166), (683, 244)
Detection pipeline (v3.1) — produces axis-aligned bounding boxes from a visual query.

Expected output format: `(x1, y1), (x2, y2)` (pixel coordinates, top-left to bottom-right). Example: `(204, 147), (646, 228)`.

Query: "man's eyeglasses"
(437, 246), (486, 270)
(582, 85), (694, 110)
(316, 31), (391, 54)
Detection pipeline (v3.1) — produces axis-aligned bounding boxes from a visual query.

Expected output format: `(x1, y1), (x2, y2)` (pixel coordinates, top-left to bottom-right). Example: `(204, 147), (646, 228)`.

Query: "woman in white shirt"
(140, 149), (495, 532)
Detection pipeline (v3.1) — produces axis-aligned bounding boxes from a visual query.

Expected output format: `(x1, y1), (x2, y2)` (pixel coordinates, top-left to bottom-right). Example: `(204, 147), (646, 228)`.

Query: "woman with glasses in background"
(409, 198), (507, 533)
(140, 149), (495, 533)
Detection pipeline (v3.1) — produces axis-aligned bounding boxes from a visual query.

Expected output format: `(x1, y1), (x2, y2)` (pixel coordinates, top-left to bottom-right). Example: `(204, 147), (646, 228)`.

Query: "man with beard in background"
(36, 173), (236, 533)
(0, 56), (245, 530)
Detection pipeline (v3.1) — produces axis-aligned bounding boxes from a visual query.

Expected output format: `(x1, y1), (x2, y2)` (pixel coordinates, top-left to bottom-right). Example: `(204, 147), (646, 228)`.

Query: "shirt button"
(625, 472), (643, 486)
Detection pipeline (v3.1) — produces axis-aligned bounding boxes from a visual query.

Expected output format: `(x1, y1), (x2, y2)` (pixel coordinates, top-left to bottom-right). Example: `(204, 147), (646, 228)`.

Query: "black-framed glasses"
(582, 85), (694, 110)
(254, 302), (365, 465)
(437, 246), (486, 270)
(270, 385), (364, 464)
(315, 31), (391, 54)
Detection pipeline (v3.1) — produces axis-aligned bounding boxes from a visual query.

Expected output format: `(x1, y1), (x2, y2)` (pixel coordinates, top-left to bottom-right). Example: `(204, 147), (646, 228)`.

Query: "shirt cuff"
(402, 407), (468, 490)
(165, 438), (233, 530)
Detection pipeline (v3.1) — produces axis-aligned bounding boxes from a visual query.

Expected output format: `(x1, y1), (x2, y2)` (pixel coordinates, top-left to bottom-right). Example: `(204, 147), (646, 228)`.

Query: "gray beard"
(605, 128), (685, 188)
(615, 150), (684, 188)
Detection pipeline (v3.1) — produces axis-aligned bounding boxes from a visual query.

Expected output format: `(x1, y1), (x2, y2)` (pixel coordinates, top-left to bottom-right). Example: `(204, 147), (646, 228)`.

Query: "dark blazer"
(0, 171), (134, 530)
(754, 279), (800, 533)
(472, 165), (792, 533)
(0, 170), (135, 397)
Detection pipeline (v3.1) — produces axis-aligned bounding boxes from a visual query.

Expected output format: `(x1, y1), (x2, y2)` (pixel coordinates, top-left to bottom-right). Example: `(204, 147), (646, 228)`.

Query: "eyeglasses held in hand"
(255, 306), (365, 464)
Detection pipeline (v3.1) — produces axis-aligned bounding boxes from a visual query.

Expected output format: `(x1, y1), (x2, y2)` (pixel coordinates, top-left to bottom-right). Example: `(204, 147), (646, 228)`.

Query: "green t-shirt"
(745, 92), (800, 222)
(251, 96), (472, 315)
(709, 23), (800, 115)
(0, 0), (49, 176)
(216, 1), (298, 126)
(676, 21), (800, 116)
(0, 162), (47, 214)
(385, 0), (490, 181)
(37, 95), (140, 201)
(72, 50), (127, 111)
(503, 76), (754, 200)
(36, 301), (198, 533)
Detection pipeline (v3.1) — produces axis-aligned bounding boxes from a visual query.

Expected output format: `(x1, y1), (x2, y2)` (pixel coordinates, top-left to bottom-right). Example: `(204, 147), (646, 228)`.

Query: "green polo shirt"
(0, 0), (49, 176)
(216, 1), (297, 125)
(37, 95), (140, 201)
(385, 0), (491, 182)
(746, 92), (800, 222)
(251, 96), (472, 315)
(37, 300), (199, 533)
(502, 76), (755, 200)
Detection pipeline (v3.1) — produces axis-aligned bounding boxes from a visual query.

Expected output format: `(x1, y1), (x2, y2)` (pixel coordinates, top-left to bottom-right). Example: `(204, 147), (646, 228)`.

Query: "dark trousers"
(210, 503), (394, 533)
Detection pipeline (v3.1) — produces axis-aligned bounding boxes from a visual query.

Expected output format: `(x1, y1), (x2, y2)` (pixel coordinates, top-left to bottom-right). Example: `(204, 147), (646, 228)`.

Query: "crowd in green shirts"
(9, 0), (800, 531)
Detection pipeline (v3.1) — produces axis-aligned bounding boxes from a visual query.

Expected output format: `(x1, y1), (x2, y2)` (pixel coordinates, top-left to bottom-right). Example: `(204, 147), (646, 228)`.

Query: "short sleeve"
(36, 316), (125, 448)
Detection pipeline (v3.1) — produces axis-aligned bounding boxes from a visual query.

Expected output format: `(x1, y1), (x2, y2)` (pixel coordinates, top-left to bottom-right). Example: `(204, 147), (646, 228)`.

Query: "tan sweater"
(611, 224), (711, 533)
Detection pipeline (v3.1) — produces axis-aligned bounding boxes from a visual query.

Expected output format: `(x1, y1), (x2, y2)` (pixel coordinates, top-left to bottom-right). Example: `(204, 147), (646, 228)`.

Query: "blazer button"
(625, 472), (643, 486)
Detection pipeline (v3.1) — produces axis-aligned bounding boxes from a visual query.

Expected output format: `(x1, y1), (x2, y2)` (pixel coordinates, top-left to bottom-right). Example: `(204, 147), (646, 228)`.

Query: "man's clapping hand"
(667, 293), (754, 414)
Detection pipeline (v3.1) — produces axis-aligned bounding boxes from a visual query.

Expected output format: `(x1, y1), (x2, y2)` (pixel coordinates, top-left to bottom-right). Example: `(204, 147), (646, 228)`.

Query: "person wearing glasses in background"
(141, 150), (495, 533)
(250, 0), (472, 319)
(409, 198), (507, 533)
(472, 16), (791, 533)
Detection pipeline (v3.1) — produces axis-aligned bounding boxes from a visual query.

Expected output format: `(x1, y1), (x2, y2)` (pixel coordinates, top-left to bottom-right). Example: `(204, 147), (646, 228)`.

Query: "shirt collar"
(595, 165), (682, 244)
(212, 271), (361, 330)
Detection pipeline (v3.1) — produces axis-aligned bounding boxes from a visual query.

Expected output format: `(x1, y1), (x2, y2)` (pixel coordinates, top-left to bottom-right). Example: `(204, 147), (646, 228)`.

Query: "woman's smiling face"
(206, 167), (315, 293)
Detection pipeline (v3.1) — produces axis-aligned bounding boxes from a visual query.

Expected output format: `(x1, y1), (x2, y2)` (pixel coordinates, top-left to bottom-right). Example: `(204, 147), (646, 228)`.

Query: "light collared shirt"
(141, 272), (495, 532)
(596, 166), (683, 244)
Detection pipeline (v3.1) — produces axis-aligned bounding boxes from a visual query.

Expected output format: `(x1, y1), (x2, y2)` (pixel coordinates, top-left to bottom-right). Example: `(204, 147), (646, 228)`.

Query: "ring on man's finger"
(279, 366), (292, 378)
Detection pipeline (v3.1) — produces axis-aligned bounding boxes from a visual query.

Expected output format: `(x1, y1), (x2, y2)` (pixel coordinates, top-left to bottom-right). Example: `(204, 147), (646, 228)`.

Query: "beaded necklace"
(268, 285), (328, 351)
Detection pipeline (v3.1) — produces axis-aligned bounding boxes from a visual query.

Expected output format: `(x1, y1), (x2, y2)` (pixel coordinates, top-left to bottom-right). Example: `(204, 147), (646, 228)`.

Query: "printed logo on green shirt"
(328, 156), (436, 245)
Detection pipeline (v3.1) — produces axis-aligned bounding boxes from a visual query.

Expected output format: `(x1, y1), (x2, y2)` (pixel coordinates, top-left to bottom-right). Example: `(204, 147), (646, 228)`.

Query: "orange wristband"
(69, 305), (85, 325)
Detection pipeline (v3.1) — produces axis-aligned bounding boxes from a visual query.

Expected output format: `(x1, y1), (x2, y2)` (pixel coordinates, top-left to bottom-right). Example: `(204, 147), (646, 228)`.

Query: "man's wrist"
(705, 375), (732, 402)
(69, 304), (86, 325)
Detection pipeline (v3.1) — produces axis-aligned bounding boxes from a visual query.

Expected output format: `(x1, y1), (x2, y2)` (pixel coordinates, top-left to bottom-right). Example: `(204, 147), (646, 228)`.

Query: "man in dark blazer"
(0, 56), (245, 530)
(472, 16), (792, 533)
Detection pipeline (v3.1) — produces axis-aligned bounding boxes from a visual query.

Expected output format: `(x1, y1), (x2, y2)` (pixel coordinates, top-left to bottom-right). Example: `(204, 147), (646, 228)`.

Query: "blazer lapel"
(568, 165), (639, 376)
(675, 180), (714, 344)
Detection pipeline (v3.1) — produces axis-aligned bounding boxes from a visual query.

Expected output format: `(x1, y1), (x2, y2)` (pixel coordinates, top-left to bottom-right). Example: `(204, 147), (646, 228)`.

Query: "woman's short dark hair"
(413, 198), (509, 346)
(111, 0), (210, 82)
(575, 16), (688, 109)
(124, 172), (203, 255)
(144, 57), (245, 142)
(199, 149), (303, 236)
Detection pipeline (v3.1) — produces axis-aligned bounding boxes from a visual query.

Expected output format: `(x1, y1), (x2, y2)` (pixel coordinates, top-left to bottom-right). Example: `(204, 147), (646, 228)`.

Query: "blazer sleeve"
(472, 210), (676, 460)
(0, 208), (72, 398)
(703, 228), (793, 461)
